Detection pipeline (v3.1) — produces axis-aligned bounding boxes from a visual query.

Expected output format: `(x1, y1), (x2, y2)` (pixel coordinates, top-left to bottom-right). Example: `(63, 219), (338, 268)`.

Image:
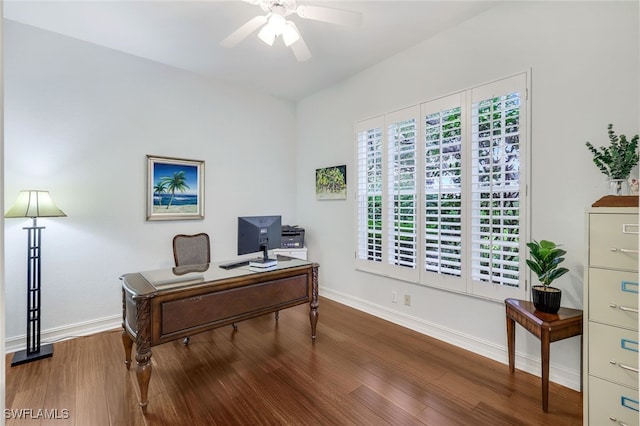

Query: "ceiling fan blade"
(287, 23), (311, 62)
(296, 5), (362, 27)
(291, 38), (312, 62)
(220, 15), (268, 48)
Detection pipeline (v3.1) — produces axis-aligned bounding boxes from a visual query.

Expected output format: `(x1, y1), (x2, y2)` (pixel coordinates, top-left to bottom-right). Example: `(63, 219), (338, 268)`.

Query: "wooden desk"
(120, 258), (319, 413)
(505, 298), (583, 412)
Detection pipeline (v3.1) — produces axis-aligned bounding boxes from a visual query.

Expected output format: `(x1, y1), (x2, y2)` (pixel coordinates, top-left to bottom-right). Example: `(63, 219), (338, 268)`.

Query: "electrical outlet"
(404, 294), (411, 306)
(391, 291), (397, 303)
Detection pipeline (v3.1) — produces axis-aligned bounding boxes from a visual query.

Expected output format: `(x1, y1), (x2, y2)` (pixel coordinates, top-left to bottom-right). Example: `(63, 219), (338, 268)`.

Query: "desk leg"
(133, 296), (153, 414)
(135, 351), (152, 414)
(540, 328), (550, 412)
(506, 313), (515, 373)
(310, 264), (319, 340)
(310, 303), (319, 340)
(122, 331), (133, 369)
(121, 289), (133, 370)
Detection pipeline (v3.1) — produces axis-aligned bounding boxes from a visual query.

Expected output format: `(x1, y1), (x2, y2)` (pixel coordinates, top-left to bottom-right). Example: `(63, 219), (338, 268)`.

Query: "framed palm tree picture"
(147, 155), (204, 221)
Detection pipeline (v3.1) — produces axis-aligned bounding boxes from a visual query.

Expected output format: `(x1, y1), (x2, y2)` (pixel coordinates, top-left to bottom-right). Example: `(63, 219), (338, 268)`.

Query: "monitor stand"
(249, 244), (278, 268)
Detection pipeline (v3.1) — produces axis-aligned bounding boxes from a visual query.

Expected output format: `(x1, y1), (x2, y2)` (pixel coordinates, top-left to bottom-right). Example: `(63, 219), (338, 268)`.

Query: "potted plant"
(585, 124), (639, 195)
(526, 239), (569, 314)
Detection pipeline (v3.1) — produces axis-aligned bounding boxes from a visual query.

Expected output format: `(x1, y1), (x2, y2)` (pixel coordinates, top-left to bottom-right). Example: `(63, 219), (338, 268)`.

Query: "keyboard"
(219, 260), (250, 270)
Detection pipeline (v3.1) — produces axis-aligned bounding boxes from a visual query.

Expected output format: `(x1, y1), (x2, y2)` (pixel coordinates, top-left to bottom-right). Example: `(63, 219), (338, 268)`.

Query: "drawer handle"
(610, 360), (639, 373)
(609, 248), (639, 254)
(609, 419), (628, 426)
(619, 363), (639, 373)
(609, 304), (639, 314)
(619, 305), (639, 313)
(622, 223), (640, 234)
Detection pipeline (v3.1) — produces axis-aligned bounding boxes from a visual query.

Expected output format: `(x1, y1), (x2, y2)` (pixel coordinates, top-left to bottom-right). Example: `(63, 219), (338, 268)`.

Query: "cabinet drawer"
(589, 268), (638, 330)
(589, 213), (639, 271)
(589, 322), (638, 389)
(159, 274), (308, 337)
(589, 376), (639, 426)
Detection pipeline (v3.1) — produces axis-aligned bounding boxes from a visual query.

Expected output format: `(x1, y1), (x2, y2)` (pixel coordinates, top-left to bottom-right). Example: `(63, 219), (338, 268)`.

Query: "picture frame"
(316, 165), (347, 200)
(147, 155), (204, 221)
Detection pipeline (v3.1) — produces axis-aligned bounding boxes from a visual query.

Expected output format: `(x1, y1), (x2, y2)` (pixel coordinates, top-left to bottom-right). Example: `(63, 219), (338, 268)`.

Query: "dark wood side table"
(505, 298), (583, 412)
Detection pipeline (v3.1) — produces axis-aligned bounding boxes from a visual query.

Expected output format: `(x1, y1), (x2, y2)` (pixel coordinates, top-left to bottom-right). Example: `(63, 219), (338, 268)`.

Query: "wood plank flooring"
(5, 297), (582, 425)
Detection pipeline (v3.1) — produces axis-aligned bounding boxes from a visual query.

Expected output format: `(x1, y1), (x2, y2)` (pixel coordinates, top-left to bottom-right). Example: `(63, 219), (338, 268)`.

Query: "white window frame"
(355, 72), (530, 302)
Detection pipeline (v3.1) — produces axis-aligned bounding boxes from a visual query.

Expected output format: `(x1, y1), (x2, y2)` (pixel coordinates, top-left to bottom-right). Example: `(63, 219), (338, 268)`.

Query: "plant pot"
(608, 179), (630, 196)
(531, 285), (562, 314)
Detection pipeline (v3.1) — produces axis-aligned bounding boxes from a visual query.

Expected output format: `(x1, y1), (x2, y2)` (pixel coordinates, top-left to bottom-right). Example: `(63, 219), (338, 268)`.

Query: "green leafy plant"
(585, 124), (639, 179)
(526, 240), (569, 288)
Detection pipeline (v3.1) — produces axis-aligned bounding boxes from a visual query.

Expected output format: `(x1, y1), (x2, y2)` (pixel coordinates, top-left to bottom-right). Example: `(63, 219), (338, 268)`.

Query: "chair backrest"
(172, 233), (211, 266)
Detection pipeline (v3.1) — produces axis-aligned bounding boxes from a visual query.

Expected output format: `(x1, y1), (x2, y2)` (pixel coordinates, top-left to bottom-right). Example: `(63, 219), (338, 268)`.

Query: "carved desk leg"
(122, 331), (133, 370)
(309, 264), (320, 340)
(134, 296), (153, 414)
(506, 310), (516, 373)
(122, 289), (133, 369)
(136, 351), (152, 414)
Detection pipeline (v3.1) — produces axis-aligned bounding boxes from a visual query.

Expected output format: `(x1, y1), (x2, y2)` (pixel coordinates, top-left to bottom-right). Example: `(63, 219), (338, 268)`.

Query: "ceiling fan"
(221, 0), (363, 62)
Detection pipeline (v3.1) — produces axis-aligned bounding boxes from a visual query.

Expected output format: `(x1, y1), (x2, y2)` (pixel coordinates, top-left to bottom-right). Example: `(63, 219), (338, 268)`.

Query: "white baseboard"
(320, 287), (581, 392)
(5, 314), (121, 354)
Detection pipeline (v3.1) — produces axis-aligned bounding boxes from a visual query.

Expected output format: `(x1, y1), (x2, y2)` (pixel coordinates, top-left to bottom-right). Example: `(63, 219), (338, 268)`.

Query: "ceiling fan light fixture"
(282, 21), (300, 46)
(224, 0), (362, 60)
(257, 23), (277, 45)
(268, 13), (286, 34)
(258, 12), (287, 46)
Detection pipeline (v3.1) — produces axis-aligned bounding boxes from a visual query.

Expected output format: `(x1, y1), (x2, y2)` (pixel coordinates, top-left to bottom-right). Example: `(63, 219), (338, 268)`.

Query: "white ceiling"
(4, 1), (499, 101)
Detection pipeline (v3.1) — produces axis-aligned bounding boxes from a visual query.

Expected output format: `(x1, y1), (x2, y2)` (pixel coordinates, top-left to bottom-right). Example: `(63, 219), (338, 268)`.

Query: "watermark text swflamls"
(4, 408), (70, 420)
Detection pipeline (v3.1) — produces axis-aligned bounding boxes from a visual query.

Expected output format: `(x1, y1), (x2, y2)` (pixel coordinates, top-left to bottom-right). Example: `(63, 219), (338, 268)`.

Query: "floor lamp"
(5, 190), (66, 366)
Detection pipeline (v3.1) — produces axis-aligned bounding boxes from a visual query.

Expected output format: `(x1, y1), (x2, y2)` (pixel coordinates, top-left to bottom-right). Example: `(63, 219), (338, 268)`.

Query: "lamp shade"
(5, 190), (66, 218)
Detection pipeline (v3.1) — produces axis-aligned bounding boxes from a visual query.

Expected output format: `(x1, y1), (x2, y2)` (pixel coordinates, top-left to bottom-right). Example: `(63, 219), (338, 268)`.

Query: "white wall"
(296, 1), (639, 390)
(3, 20), (298, 348)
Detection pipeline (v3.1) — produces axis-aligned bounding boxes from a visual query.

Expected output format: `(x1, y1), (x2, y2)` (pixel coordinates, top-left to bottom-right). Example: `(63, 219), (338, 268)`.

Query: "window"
(356, 123), (383, 263)
(355, 73), (528, 301)
(386, 109), (418, 271)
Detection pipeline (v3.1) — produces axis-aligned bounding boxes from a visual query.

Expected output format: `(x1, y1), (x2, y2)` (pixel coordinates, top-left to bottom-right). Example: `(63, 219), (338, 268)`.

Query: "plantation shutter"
(385, 107), (419, 282)
(355, 117), (384, 272)
(469, 74), (527, 300)
(354, 73), (528, 302)
(420, 93), (466, 292)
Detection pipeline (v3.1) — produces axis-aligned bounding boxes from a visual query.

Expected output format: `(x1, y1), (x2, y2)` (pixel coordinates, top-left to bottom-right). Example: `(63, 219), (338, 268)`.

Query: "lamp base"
(11, 344), (53, 367)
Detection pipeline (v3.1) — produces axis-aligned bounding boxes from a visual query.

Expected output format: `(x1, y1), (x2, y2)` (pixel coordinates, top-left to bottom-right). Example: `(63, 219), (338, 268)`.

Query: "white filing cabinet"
(273, 247), (308, 260)
(584, 207), (639, 425)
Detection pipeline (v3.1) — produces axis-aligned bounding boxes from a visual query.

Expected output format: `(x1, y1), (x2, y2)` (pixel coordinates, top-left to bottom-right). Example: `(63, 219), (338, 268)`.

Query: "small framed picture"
(316, 165), (347, 200)
(147, 155), (204, 221)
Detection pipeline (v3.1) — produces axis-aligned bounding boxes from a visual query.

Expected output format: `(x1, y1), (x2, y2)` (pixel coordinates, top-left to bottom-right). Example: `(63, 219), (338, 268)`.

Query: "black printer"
(281, 225), (305, 248)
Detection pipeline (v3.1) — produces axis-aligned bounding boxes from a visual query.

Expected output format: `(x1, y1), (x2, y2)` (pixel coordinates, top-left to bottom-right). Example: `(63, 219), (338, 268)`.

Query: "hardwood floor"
(5, 297), (582, 425)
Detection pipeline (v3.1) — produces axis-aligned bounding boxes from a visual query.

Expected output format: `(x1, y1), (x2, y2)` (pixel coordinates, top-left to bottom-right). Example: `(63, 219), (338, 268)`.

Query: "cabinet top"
(588, 206), (638, 214)
(591, 195), (638, 208)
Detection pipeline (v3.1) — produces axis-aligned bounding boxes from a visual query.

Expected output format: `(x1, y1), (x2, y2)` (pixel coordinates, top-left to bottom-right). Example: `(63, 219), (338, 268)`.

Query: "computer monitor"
(237, 215), (282, 265)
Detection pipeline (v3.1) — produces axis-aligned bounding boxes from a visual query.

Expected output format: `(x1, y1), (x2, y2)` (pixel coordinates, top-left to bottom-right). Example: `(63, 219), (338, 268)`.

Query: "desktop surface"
(127, 256), (312, 294)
